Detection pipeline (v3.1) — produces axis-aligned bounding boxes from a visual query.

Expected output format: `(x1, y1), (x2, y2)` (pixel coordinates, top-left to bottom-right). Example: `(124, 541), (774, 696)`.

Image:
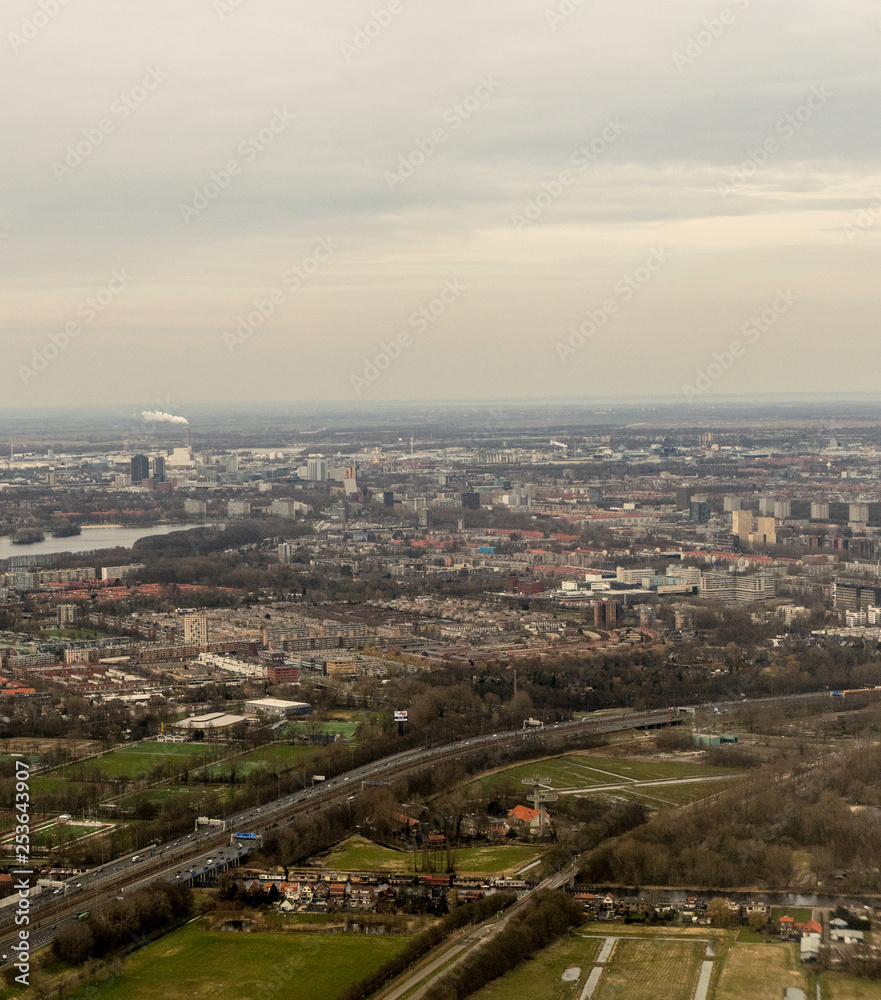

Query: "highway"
(0, 690), (841, 962)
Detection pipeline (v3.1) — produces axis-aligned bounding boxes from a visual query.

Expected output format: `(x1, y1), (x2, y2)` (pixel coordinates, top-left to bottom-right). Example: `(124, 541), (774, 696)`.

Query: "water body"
(0, 523), (219, 563)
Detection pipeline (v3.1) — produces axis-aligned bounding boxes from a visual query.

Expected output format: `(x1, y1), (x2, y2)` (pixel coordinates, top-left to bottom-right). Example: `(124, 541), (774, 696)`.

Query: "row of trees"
(424, 890), (584, 1000)
(52, 881), (193, 966)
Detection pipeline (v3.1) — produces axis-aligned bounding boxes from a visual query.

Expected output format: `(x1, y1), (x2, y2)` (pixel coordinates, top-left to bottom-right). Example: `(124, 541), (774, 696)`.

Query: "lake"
(0, 523), (221, 563)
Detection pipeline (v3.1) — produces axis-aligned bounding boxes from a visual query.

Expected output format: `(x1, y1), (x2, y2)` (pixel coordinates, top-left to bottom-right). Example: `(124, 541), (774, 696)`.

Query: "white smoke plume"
(142, 410), (189, 425)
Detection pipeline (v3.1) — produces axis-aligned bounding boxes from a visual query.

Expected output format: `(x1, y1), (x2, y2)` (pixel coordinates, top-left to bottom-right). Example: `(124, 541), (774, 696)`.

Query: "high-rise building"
(306, 455), (327, 481)
(184, 499), (207, 518)
(130, 454), (149, 483)
(56, 604), (77, 627)
(183, 613), (208, 648)
(689, 501), (711, 524)
(753, 516), (777, 546)
(849, 503), (869, 525)
(810, 502), (830, 520)
(774, 500), (792, 520)
(723, 496), (741, 512)
(227, 499), (251, 518)
(152, 455), (166, 482)
(731, 510), (752, 541)
(758, 497), (775, 516)
(675, 487), (692, 510)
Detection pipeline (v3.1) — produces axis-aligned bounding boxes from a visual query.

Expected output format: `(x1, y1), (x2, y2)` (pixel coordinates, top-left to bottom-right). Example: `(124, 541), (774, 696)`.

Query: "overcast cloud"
(2, 0), (879, 409)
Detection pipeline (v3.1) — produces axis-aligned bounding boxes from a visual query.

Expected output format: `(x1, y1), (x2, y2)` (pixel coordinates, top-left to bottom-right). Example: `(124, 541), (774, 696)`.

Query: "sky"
(2, 0), (880, 411)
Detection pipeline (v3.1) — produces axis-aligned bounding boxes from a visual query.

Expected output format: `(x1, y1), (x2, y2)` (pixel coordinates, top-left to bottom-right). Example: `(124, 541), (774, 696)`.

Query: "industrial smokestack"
(141, 410), (189, 425)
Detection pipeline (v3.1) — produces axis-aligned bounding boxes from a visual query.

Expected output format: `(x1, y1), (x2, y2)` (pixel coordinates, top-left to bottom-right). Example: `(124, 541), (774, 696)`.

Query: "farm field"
(594, 938), (705, 1000)
(63, 921), (412, 1000)
(467, 928), (851, 1000)
(715, 941), (806, 1000)
(466, 932), (602, 1000)
(319, 836), (542, 875)
(820, 974), (881, 999)
(469, 932), (704, 1000)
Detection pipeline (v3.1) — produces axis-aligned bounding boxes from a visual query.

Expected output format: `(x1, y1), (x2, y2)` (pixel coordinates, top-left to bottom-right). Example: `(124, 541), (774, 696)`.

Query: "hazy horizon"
(2, 0), (879, 409)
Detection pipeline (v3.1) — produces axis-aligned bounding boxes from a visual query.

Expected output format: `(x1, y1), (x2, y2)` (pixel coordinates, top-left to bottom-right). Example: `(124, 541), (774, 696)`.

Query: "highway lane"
(0, 690), (831, 959)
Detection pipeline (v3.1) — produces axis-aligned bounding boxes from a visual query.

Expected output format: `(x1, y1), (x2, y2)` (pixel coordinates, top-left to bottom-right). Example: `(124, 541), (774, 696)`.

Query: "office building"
(152, 455), (166, 482)
(130, 454), (149, 483)
(689, 501), (711, 524)
(731, 510), (752, 541)
(306, 455), (328, 481)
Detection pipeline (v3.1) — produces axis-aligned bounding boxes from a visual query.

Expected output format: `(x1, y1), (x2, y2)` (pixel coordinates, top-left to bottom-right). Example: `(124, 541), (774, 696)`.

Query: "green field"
(470, 932), (705, 1000)
(820, 973), (881, 998)
(716, 941), (805, 1000)
(199, 743), (315, 779)
(771, 906), (814, 923)
(286, 720), (359, 739)
(595, 938), (705, 1000)
(320, 836), (542, 875)
(467, 753), (743, 798)
(65, 921), (412, 1000)
(58, 742), (216, 781)
(468, 931), (602, 1000)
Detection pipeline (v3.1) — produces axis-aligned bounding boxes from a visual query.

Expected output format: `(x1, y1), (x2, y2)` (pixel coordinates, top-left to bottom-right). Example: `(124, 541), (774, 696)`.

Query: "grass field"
(59, 742), (216, 781)
(64, 922), (412, 1000)
(287, 720), (358, 739)
(820, 973), (881, 999)
(465, 932), (602, 1000)
(319, 836), (542, 875)
(199, 743), (314, 779)
(715, 942), (805, 1000)
(772, 906), (814, 923)
(594, 939), (705, 1000)
(467, 753), (743, 798)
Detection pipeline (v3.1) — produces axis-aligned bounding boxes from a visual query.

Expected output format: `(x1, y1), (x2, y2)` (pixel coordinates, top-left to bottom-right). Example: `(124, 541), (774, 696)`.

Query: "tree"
(707, 897), (734, 927)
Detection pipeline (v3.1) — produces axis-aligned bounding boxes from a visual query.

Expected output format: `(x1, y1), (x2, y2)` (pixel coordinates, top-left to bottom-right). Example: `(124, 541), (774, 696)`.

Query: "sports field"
(319, 836), (542, 875)
(64, 921), (412, 1000)
(59, 742), (216, 781)
(198, 743), (314, 779)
